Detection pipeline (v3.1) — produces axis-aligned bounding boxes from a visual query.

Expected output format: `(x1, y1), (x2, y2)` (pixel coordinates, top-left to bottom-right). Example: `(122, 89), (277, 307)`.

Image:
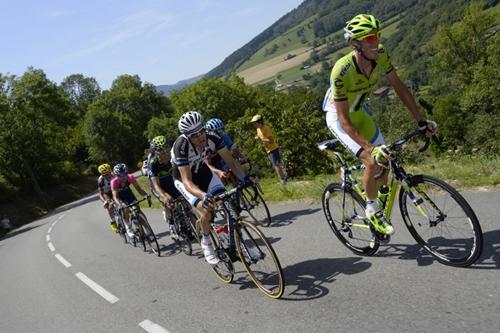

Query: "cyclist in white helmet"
(171, 111), (247, 264)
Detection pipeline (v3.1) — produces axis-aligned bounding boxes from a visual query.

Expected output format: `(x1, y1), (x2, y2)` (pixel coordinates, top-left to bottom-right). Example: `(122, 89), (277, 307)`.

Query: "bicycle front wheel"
(235, 220), (285, 299)
(322, 183), (379, 255)
(141, 216), (161, 257)
(208, 227), (234, 284)
(240, 187), (272, 227)
(399, 175), (483, 267)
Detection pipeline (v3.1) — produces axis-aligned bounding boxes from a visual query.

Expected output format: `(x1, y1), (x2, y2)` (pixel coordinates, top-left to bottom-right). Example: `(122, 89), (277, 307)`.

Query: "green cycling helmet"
(344, 14), (381, 41)
(151, 135), (167, 150)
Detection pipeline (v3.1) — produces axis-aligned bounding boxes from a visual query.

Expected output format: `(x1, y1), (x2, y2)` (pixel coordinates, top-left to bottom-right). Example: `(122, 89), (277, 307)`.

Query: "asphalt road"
(1, 190), (499, 333)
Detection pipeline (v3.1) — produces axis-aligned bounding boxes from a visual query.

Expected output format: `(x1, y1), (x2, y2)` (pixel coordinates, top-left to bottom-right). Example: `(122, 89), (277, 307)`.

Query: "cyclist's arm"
(98, 180), (107, 202)
(218, 146), (244, 181)
(204, 158), (226, 179)
(178, 165), (205, 200)
(151, 176), (171, 203)
(132, 182), (148, 197)
(335, 100), (373, 152)
(387, 70), (423, 123)
(112, 190), (121, 206)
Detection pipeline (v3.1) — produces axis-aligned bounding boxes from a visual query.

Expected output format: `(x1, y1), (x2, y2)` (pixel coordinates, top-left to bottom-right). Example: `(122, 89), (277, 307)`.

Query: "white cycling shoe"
(201, 239), (220, 265)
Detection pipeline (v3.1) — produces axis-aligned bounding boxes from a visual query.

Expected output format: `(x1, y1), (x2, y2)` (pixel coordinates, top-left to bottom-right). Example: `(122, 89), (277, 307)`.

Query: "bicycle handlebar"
(119, 196), (151, 210)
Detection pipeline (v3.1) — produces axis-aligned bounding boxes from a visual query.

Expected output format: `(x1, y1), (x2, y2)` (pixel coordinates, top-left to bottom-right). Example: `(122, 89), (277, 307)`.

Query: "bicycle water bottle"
(377, 185), (389, 209)
(215, 225), (229, 247)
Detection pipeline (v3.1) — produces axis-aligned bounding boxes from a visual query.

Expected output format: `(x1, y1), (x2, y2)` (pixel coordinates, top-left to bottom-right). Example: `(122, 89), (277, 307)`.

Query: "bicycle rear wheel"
(208, 228), (234, 284)
(399, 175), (483, 267)
(139, 213), (160, 257)
(240, 187), (272, 227)
(174, 218), (192, 256)
(235, 220), (285, 299)
(322, 183), (379, 255)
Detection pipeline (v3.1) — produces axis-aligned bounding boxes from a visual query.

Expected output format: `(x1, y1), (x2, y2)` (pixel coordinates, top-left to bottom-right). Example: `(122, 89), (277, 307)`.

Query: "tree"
(83, 75), (174, 166)
(60, 74), (101, 118)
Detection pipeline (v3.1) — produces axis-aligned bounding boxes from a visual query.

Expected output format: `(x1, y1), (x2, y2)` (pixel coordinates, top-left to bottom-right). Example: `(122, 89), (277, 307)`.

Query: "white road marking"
(46, 234), (50, 241)
(48, 242), (55, 252)
(75, 272), (119, 304)
(55, 254), (72, 268)
(48, 227), (52, 233)
(139, 320), (171, 333)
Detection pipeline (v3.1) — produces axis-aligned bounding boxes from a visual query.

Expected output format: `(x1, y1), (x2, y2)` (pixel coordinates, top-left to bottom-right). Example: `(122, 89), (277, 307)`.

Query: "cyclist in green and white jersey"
(323, 14), (437, 235)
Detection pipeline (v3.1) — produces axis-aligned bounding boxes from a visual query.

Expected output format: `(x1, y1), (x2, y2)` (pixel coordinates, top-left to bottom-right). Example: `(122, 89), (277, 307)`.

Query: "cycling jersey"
(171, 133), (226, 180)
(111, 174), (137, 204)
(148, 154), (180, 199)
(97, 175), (112, 194)
(325, 45), (393, 140)
(171, 133), (226, 203)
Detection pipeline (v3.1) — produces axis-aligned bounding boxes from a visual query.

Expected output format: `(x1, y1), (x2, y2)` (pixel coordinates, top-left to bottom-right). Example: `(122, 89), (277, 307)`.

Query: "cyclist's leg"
(120, 189), (137, 236)
(326, 112), (392, 235)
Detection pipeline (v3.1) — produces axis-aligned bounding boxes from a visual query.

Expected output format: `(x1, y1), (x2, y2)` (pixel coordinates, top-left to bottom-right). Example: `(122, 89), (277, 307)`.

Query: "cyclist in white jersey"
(171, 111), (247, 264)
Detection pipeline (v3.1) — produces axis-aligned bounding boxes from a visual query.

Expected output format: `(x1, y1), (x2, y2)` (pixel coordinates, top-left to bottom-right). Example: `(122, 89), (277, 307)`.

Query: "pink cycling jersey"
(110, 174), (136, 192)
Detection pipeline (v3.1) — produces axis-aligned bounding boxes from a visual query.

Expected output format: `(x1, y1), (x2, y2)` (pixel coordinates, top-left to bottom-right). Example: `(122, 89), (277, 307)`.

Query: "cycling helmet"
(150, 135), (168, 150)
(344, 14), (380, 41)
(113, 163), (128, 177)
(98, 163), (111, 175)
(178, 111), (204, 134)
(206, 118), (224, 131)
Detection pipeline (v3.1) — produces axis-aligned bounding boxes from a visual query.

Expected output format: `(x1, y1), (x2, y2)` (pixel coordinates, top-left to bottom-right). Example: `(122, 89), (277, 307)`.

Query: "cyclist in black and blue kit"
(171, 111), (247, 264)
(205, 117), (247, 182)
(146, 135), (183, 239)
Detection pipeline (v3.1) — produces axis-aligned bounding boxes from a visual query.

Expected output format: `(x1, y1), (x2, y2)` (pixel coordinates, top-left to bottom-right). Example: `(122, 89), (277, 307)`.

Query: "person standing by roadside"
(250, 114), (287, 184)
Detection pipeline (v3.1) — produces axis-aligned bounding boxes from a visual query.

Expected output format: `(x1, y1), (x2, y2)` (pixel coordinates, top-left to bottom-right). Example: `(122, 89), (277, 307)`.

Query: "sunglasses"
(360, 32), (381, 43)
(189, 128), (206, 139)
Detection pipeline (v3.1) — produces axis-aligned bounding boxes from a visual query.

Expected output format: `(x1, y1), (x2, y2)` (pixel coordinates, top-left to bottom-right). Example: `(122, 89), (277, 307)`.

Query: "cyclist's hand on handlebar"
(202, 193), (215, 209)
(371, 145), (394, 167)
(144, 194), (152, 207)
(418, 119), (438, 138)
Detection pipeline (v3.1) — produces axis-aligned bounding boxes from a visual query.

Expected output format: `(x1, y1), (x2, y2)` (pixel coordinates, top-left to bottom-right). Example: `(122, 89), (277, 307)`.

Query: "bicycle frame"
(322, 129), (439, 225)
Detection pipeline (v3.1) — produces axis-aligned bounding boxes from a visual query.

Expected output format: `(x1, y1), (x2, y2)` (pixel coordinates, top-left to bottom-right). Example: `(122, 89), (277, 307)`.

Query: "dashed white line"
(55, 254), (72, 268)
(139, 320), (171, 333)
(48, 242), (55, 252)
(48, 227), (52, 234)
(75, 272), (119, 304)
(46, 234), (51, 241)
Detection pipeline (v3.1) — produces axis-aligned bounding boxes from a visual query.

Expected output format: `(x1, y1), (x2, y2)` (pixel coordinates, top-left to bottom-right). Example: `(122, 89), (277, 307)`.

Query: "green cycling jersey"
(328, 44), (394, 139)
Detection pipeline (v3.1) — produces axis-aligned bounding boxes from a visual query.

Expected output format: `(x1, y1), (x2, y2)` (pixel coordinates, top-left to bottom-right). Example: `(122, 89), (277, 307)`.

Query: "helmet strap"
(353, 41), (372, 61)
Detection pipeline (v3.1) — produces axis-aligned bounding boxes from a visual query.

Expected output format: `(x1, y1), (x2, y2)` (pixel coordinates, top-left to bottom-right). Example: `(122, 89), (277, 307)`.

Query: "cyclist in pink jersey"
(111, 163), (150, 238)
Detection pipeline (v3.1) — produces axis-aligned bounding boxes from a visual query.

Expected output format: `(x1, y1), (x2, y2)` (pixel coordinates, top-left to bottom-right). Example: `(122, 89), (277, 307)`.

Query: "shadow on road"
(270, 208), (321, 227)
(470, 228), (500, 269)
(374, 228), (500, 269)
(279, 257), (371, 301)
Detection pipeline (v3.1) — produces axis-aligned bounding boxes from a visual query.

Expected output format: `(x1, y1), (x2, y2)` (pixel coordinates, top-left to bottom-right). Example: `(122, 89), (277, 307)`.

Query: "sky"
(0, 0), (304, 89)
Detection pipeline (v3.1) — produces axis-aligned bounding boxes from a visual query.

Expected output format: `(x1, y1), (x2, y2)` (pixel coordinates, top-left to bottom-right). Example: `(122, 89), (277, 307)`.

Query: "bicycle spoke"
(400, 175), (483, 266)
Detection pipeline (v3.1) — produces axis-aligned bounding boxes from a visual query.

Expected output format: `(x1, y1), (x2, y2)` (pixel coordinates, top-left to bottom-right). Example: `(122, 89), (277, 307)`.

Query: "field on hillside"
(237, 15), (317, 72)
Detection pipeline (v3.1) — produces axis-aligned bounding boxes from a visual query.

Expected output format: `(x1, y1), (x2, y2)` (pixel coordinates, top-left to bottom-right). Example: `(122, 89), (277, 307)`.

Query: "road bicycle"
(319, 130), (483, 267)
(223, 167), (272, 227)
(119, 197), (161, 257)
(166, 197), (199, 256)
(204, 183), (285, 299)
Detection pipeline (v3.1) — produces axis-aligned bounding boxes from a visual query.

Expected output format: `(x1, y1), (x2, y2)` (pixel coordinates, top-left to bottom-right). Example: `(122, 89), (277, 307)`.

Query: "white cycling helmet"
(178, 111), (204, 134)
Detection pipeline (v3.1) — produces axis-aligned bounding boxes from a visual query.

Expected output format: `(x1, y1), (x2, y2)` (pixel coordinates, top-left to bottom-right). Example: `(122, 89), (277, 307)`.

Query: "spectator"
(250, 114), (287, 184)
(1, 215), (13, 232)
